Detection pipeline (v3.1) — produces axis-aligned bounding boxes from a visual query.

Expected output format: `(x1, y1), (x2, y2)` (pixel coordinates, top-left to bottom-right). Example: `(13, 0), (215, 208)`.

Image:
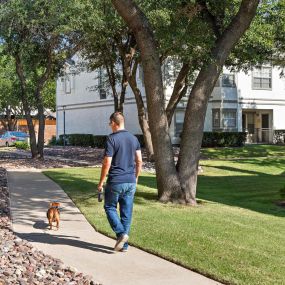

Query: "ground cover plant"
(44, 154), (285, 285)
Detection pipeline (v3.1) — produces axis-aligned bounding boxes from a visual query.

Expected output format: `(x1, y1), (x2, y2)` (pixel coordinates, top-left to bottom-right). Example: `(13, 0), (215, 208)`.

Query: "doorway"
(261, 114), (269, 142)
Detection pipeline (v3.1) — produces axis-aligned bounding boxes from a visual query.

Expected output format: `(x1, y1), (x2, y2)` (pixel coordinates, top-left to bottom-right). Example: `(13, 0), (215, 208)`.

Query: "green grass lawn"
(201, 144), (285, 159)
(44, 156), (285, 285)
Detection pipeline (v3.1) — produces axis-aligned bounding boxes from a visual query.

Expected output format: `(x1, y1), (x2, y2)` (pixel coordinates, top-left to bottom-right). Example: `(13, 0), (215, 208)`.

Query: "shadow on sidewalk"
(15, 232), (115, 254)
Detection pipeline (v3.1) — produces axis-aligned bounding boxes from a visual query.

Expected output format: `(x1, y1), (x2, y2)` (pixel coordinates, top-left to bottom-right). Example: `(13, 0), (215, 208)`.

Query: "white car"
(0, 131), (29, 147)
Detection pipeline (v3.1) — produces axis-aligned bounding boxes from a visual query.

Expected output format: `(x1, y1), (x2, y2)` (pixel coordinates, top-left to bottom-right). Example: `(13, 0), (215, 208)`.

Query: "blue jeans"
(104, 183), (136, 249)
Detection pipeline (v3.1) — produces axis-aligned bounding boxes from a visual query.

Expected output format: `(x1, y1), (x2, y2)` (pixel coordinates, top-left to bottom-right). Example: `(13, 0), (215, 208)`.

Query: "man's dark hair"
(110, 112), (125, 126)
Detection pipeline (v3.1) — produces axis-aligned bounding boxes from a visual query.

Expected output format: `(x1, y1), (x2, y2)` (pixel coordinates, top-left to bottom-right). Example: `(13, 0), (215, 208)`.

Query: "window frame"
(65, 75), (71, 94)
(221, 109), (237, 128)
(221, 74), (236, 88)
(174, 110), (185, 137)
(252, 66), (272, 90)
(212, 109), (221, 129)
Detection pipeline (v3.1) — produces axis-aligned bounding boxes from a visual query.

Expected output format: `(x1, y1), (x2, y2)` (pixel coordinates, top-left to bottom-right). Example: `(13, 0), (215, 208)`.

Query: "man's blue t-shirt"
(104, 130), (141, 185)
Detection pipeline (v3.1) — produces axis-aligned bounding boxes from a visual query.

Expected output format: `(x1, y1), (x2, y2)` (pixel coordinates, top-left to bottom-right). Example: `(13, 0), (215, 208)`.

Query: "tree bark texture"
(112, 0), (259, 204)
(129, 62), (154, 161)
(15, 54), (39, 158)
(118, 38), (155, 161)
(123, 57), (155, 161)
(166, 61), (191, 126)
(119, 71), (128, 113)
(112, 0), (183, 200)
(105, 61), (120, 112)
(177, 0), (260, 205)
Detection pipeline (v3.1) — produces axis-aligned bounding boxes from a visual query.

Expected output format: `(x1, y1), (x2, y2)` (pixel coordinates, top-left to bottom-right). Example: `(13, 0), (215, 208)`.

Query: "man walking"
(97, 112), (142, 252)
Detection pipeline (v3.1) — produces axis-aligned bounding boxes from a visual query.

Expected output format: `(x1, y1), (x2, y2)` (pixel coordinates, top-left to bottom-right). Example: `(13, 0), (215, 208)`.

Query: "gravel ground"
(1, 146), (157, 172)
(0, 168), (100, 285)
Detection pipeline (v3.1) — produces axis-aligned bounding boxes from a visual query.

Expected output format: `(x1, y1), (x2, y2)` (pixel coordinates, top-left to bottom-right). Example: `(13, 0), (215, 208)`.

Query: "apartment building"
(56, 63), (285, 144)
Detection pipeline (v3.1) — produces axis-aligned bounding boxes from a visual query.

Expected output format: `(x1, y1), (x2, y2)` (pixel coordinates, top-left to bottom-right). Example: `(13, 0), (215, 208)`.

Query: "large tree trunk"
(112, 0), (259, 204)
(15, 54), (40, 158)
(177, 0), (260, 205)
(23, 104), (39, 158)
(37, 101), (45, 158)
(112, 0), (183, 201)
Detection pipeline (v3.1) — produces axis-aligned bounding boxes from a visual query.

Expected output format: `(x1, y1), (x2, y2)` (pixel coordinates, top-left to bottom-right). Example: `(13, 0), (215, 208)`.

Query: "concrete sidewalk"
(8, 170), (222, 285)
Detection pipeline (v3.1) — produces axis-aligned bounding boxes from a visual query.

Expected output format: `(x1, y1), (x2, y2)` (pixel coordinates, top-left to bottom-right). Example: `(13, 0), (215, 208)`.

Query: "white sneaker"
(120, 248), (128, 253)
(114, 234), (129, 251)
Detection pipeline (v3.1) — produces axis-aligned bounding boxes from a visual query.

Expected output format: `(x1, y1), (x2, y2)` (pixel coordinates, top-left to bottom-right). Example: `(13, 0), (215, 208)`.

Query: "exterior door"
(261, 114), (269, 142)
(242, 114), (246, 131)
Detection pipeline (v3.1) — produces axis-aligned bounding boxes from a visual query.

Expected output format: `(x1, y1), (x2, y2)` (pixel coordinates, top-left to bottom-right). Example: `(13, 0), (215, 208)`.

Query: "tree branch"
(197, 0), (221, 38)
(166, 61), (191, 126)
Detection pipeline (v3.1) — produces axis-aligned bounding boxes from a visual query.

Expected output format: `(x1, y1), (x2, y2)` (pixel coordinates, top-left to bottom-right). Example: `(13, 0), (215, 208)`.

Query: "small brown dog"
(47, 202), (60, 230)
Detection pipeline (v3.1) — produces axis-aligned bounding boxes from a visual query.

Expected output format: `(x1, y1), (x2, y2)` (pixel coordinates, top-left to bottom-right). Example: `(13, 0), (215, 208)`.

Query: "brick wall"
(1, 119), (56, 145)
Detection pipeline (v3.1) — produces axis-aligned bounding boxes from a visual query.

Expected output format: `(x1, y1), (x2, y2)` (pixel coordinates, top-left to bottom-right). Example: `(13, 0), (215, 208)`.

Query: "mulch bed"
(2, 146), (157, 172)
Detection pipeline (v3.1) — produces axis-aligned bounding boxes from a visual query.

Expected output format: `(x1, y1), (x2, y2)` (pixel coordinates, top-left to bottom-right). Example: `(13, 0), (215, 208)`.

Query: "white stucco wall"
(237, 67), (285, 100)
(56, 63), (285, 143)
(57, 101), (142, 136)
(56, 63), (144, 137)
(237, 67), (285, 131)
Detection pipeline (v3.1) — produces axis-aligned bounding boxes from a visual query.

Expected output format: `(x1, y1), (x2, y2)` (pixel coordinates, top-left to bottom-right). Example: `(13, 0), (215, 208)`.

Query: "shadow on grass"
(45, 164), (285, 218)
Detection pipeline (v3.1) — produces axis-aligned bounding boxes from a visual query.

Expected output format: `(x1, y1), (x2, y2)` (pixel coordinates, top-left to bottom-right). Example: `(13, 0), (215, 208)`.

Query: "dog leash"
(54, 193), (98, 211)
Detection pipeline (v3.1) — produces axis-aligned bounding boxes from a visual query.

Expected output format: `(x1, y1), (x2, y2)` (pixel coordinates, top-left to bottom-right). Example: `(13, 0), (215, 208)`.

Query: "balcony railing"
(243, 128), (273, 143)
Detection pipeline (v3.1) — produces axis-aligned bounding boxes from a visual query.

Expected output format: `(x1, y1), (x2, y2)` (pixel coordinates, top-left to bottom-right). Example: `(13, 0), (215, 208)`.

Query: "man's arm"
(98, 156), (112, 191)
(135, 150), (143, 184)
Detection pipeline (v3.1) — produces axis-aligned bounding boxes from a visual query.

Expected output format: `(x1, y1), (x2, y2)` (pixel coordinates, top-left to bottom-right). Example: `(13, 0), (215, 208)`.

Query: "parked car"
(0, 131), (29, 147)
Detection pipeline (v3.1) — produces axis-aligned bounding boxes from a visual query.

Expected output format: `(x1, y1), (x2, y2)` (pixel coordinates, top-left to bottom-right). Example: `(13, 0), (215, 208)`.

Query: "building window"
(175, 111), (185, 136)
(59, 77), (64, 91)
(252, 66), (272, 89)
(222, 110), (236, 128)
(212, 109), (237, 129)
(212, 109), (220, 128)
(98, 68), (107, 99)
(99, 89), (107, 99)
(65, 76), (71, 94)
(221, 74), (236, 87)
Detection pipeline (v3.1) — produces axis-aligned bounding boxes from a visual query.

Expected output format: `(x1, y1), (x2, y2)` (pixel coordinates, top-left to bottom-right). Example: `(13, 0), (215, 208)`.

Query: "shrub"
(69, 134), (94, 147)
(273, 130), (285, 144)
(48, 135), (57, 146)
(58, 134), (94, 147)
(93, 136), (107, 148)
(92, 134), (145, 148)
(202, 132), (246, 147)
(15, 141), (29, 150)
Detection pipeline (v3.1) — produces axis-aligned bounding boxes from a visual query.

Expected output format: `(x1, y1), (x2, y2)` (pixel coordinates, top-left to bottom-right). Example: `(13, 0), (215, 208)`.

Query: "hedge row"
(50, 134), (144, 148)
(50, 132), (246, 148)
(202, 132), (247, 147)
(273, 130), (285, 144)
